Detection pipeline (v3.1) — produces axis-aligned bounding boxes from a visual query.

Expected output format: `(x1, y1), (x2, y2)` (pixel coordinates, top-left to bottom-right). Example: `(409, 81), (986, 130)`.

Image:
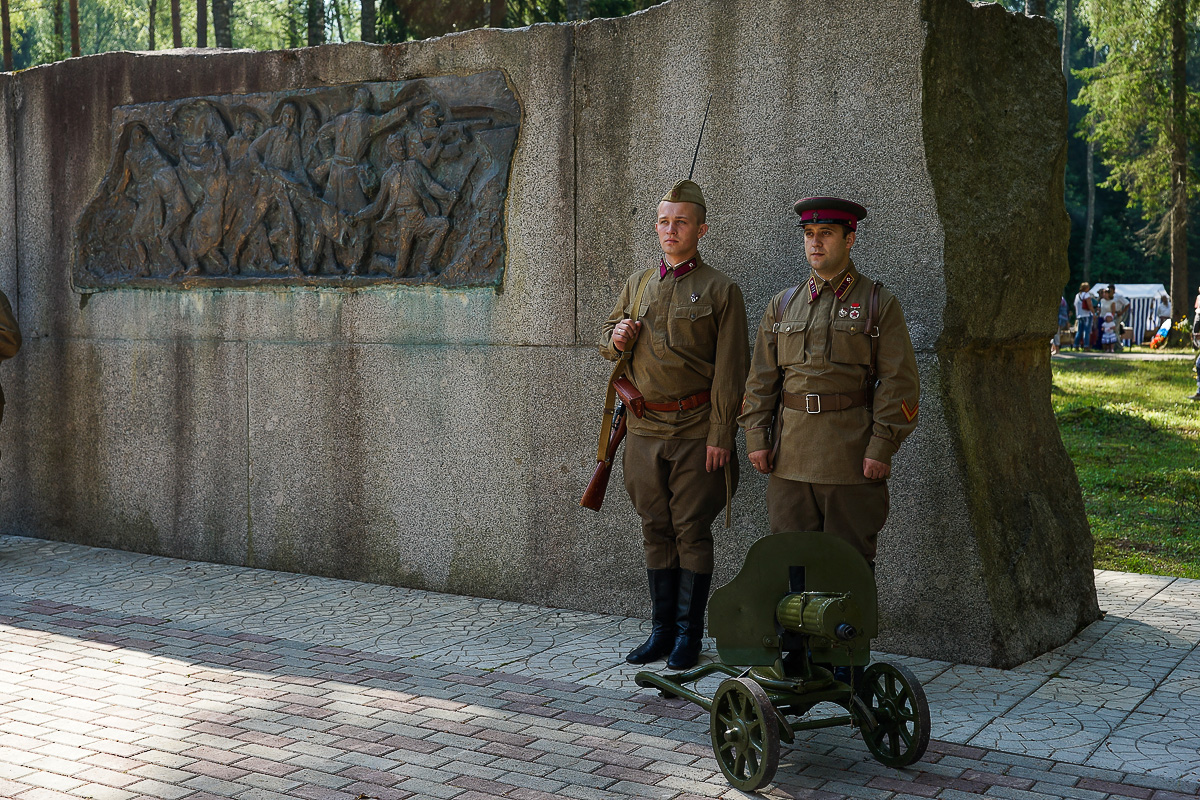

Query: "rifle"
(580, 401), (627, 511)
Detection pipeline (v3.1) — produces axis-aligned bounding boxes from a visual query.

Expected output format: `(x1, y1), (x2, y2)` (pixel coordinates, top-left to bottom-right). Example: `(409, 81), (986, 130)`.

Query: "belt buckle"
(805, 394), (821, 414)
(677, 398), (687, 411)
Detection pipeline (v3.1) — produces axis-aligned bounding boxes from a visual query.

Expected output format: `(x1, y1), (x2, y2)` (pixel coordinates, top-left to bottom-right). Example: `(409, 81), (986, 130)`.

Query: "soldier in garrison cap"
(739, 197), (919, 567)
(600, 179), (749, 670)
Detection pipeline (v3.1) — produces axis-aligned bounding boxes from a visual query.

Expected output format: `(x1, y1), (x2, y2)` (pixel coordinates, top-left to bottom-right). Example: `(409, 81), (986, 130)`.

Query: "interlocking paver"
(0, 537), (1198, 799)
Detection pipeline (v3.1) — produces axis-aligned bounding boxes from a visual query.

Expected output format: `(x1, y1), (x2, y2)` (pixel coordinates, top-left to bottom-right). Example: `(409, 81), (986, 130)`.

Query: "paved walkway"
(0, 535), (1197, 800)
(1053, 350), (1197, 361)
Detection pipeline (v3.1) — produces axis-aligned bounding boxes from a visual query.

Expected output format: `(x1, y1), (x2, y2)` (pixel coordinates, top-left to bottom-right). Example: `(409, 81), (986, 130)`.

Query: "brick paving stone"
(1077, 777), (1157, 799)
(1, 540), (1197, 800)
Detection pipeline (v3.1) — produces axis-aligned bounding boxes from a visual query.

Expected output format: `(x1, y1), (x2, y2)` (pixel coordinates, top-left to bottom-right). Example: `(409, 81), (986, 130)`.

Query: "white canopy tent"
(1088, 283), (1168, 344)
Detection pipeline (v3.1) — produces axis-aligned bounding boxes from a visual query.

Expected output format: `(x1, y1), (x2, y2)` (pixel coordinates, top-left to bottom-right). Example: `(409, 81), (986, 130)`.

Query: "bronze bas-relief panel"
(75, 72), (520, 290)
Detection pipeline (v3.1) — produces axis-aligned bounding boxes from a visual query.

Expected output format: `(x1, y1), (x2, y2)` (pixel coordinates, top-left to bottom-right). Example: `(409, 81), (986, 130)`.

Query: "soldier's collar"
(808, 263), (858, 303)
(659, 255), (699, 280)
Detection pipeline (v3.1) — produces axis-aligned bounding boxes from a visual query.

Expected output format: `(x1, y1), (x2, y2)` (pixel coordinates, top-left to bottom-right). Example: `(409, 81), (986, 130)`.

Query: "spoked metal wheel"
(860, 663), (930, 767)
(709, 677), (780, 791)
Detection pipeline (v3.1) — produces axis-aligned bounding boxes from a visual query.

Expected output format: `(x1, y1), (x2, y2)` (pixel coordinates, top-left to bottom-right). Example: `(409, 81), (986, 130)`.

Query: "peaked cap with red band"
(793, 196), (868, 231)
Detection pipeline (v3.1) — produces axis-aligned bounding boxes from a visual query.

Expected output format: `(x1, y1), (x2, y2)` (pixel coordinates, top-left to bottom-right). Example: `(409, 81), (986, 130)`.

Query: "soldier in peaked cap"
(739, 196), (919, 566)
(600, 179), (749, 670)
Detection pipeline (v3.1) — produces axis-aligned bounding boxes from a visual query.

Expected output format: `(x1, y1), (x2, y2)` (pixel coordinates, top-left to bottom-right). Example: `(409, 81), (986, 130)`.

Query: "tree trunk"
(1083, 46), (1097, 283)
(1169, 0), (1188, 320)
(197, 0), (207, 46)
(360, 0), (374, 41)
(1061, 0), (1071, 83)
(171, 0), (182, 47)
(329, 0), (344, 42)
(212, 0), (232, 47)
(490, 0), (505, 27)
(1024, 0), (1046, 15)
(1, 0), (12, 70)
(53, 0), (63, 59)
(68, 0), (80, 55)
(307, 0), (324, 45)
(149, 0), (157, 49)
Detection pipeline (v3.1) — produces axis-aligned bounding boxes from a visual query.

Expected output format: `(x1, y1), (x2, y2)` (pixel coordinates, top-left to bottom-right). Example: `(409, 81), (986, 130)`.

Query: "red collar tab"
(660, 256), (698, 280)
(807, 275), (820, 303)
(798, 208), (860, 230)
(834, 272), (856, 300)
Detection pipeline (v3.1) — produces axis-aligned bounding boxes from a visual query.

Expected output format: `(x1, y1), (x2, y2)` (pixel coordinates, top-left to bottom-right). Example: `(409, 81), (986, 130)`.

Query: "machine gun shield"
(708, 531), (878, 667)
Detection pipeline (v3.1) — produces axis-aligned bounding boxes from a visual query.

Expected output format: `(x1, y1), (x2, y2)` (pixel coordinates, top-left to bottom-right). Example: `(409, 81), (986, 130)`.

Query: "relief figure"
(233, 101), (306, 274)
(174, 102), (231, 276)
(316, 87), (420, 273)
(116, 124), (191, 276)
(355, 132), (458, 278)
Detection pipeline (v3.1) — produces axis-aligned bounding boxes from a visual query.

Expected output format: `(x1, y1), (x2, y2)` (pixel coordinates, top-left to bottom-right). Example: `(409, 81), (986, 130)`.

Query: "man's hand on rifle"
(748, 449), (773, 474)
(706, 446), (731, 473)
(612, 319), (642, 352)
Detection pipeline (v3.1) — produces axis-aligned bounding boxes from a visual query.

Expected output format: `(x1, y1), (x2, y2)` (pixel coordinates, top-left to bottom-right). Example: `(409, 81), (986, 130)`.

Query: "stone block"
(0, 336), (248, 562)
(0, 0), (1099, 667)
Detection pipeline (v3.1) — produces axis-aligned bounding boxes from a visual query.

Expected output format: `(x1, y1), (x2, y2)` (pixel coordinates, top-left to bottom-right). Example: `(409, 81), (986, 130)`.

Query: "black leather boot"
(667, 570), (712, 670)
(626, 568), (680, 664)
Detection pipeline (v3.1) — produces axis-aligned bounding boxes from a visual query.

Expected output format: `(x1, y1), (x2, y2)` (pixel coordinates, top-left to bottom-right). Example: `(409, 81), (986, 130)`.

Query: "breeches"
(623, 432), (736, 573)
(765, 475), (889, 563)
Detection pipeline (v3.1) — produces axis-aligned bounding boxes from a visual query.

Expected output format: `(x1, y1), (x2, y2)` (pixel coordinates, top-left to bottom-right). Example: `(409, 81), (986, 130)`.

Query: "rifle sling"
(596, 268), (654, 462)
(770, 284), (803, 463)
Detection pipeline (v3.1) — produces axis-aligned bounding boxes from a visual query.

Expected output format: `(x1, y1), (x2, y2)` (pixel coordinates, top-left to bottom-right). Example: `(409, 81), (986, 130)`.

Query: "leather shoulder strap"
(865, 281), (882, 391)
(596, 268), (656, 461)
(630, 268), (655, 321)
(772, 284), (802, 336)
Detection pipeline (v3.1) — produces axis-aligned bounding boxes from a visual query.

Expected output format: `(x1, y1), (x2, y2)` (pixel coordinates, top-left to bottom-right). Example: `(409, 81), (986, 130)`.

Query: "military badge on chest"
(849, 302), (861, 320)
(691, 293), (700, 303)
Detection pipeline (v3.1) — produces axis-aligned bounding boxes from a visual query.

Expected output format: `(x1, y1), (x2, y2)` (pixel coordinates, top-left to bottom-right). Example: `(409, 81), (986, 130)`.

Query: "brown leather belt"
(782, 389), (868, 414)
(643, 391), (711, 412)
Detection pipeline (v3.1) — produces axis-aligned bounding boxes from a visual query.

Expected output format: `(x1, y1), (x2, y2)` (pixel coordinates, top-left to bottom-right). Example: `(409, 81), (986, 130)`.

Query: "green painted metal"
(707, 531), (877, 667)
(635, 531), (928, 788)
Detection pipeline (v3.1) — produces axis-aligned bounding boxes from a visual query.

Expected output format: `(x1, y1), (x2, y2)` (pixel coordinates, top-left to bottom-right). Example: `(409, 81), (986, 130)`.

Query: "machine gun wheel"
(709, 677), (780, 791)
(859, 663), (930, 768)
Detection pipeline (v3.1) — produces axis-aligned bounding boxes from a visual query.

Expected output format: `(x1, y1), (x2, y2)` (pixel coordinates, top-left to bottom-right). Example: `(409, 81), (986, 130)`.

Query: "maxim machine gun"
(635, 531), (930, 792)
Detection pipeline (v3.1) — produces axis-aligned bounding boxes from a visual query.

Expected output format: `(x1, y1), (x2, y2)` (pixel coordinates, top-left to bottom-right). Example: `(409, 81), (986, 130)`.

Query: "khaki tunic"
(739, 262), (919, 484)
(601, 257), (748, 451)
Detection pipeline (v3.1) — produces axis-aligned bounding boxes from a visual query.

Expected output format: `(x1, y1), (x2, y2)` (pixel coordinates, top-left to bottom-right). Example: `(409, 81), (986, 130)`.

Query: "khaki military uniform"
(739, 261), (918, 561)
(601, 256), (748, 572)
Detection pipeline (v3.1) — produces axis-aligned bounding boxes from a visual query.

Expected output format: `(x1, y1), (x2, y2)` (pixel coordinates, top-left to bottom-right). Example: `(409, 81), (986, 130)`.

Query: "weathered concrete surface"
(0, 0), (1098, 667)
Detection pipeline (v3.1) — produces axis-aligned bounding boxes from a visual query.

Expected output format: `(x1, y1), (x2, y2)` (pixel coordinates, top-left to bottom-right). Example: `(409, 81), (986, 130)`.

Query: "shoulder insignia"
(807, 275), (819, 303)
(834, 272), (856, 300)
(901, 399), (919, 423)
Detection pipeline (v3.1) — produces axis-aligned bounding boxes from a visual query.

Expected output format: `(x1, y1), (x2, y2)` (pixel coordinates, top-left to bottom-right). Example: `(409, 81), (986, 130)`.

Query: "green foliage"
(1075, 0), (1200, 223)
(1053, 357), (1200, 579)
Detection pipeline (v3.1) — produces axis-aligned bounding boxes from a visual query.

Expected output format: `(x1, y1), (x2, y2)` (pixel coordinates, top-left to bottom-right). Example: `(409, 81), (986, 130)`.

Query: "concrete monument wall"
(0, 0), (1099, 667)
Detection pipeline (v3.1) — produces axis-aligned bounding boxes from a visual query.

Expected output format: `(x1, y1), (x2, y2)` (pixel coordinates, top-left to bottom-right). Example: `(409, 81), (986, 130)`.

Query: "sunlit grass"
(1052, 357), (1200, 579)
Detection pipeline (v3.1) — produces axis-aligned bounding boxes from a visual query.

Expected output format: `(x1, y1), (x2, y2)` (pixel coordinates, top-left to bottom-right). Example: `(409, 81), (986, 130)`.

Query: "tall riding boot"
(667, 570), (712, 670)
(626, 568), (680, 664)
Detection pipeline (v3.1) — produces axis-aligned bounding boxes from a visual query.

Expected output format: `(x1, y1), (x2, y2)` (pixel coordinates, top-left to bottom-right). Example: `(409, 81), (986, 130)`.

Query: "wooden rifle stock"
(581, 405), (627, 511)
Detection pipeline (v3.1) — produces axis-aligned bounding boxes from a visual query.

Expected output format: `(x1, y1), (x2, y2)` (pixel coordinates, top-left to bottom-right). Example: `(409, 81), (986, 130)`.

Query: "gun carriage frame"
(635, 531), (930, 792)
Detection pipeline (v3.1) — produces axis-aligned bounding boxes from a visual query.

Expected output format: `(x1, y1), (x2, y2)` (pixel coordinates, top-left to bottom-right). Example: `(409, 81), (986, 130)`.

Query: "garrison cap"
(794, 196), (868, 231)
(661, 180), (706, 210)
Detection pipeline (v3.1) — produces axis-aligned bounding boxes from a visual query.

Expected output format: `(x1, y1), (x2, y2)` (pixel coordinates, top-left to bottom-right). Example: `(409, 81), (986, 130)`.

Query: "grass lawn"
(1052, 354), (1200, 579)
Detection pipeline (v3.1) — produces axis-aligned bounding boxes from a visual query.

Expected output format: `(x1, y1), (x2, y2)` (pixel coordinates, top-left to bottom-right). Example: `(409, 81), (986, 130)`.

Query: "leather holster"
(613, 376), (646, 418)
